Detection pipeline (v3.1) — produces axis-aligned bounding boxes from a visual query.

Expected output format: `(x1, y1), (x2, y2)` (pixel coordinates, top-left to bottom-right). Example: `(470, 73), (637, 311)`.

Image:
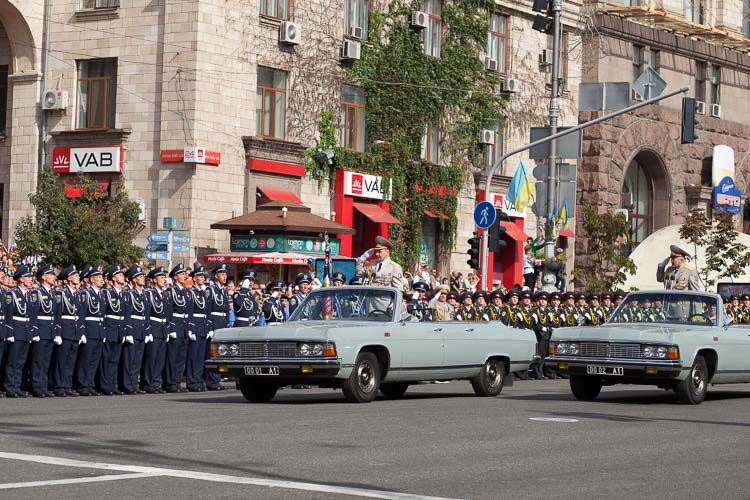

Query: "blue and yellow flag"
(506, 160), (533, 213)
(548, 205), (558, 238)
(560, 198), (569, 231)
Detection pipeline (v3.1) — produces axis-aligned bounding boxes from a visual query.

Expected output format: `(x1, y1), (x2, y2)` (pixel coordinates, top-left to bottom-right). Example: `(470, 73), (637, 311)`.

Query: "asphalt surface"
(1, 379), (750, 499)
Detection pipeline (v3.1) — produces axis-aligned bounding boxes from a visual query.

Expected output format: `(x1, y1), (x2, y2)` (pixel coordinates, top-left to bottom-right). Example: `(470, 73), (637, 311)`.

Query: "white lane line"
(0, 472), (157, 490)
(529, 417), (579, 423)
(0, 452), (459, 500)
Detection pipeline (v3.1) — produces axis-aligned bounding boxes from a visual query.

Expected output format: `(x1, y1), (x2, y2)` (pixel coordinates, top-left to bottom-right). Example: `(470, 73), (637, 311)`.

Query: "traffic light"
(467, 234), (481, 269)
(487, 210), (510, 253)
(681, 97), (699, 144)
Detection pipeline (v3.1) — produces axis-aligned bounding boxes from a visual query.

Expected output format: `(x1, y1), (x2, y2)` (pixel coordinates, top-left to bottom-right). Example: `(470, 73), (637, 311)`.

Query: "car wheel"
(238, 378), (278, 403)
(380, 382), (409, 399)
(471, 358), (505, 397)
(342, 352), (381, 403)
(676, 355), (708, 405)
(569, 375), (602, 401)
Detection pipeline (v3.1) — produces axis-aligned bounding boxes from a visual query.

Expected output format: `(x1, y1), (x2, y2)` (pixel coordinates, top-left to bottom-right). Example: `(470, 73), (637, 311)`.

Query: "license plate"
(586, 365), (624, 376)
(243, 366), (280, 376)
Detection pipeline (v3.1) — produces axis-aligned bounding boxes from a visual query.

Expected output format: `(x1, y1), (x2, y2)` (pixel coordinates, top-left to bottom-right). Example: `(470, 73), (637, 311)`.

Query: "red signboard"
(160, 149), (221, 165)
(52, 146), (123, 173)
(247, 158), (305, 177)
(203, 254), (309, 265)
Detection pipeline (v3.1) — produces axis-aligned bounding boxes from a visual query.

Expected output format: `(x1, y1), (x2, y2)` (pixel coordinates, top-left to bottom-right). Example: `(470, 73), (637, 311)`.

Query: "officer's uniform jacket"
(145, 286), (171, 339)
(124, 286), (150, 341)
(168, 284), (194, 337)
(428, 296), (455, 321)
(516, 306), (534, 330)
(81, 287), (105, 340)
(499, 304), (519, 328)
(531, 305), (551, 340)
(189, 286), (210, 337)
(407, 299), (432, 322)
(207, 282), (229, 333)
(262, 296), (285, 323)
(57, 286), (83, 341)
(559, 305), (579, 327)
(103, 286), (127, 343)
(578, 305), (599, 326)
(547, 306), (562, 329)
(455, 305), (478, 322)
(657, 262), (700, 290)
(594, 305), (609, 324)
(356, 257), (406, 291)
(486, 304), (503, 321)
(233, 286), (261, 327)
(5, 286), (36, 341)
(33, 285), (60, 340)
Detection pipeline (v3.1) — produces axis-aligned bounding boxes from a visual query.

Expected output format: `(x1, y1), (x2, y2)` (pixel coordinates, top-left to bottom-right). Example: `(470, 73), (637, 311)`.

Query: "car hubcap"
(486, 361), (502, 388)
(358, 361), (375, 392)
(691, 364), (705, 396)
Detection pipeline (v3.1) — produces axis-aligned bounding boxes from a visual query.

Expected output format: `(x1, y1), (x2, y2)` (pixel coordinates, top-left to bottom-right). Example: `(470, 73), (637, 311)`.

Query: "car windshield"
(607, 292), (719, 326)
(288, 287), (397, 322)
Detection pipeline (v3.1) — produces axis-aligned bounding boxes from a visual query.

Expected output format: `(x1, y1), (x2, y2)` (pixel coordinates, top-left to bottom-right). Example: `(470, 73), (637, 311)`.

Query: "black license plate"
(244, 366), (280, 376)
(586, 365), (624, 376)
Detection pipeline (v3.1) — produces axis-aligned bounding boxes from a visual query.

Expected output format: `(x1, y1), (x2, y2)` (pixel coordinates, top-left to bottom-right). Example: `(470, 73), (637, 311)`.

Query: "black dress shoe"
(32, 392), (47, 398)
(113, 390), (124, 396)
(164, 386), (179, 393)
(145, 388), (159, 394)
(136, 389), (147, 394)
(178, 387), (189, 393)
(6, 391), (20, 398)
(206, 385), (226, 391)
(46, 391), (56, 397)
(54, 391), (67, 397)
(101, 391), (114, 396)
(92, 390), (102, 396)
(78, 389), (92, 396)
(19, 390), (30, 397)
(0, 392), (5, 398)
(66, 390), (80, 397)
(123, 389), (136, 395)
(188, 387), (203, 392)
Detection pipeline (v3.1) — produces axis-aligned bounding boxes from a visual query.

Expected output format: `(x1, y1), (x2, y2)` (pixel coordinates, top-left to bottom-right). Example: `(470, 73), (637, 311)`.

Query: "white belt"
(12, 316), (29, 322)
(193, 313), (206, 318)
(210, 312), (226, 317)
(172, 313), (188, 318)
(37, 315), (54, 321)
(130, 315), (145, 320)
(150, 317), (166, 323)
(61, 315), (78, 321)
(85, 317), (104, 322)
(236, 317), (252, 322)
(106, 315), (123, 321)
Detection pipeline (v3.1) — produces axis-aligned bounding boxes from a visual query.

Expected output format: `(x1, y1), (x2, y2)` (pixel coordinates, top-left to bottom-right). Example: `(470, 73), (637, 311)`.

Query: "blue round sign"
(713, 176), (742, 215)
(474, 201), (496, 229)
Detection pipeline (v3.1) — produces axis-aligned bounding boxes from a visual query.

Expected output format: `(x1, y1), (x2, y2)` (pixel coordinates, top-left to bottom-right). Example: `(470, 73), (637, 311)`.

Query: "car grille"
(578, 342), (641, 359)
(238, 342), (298, 358)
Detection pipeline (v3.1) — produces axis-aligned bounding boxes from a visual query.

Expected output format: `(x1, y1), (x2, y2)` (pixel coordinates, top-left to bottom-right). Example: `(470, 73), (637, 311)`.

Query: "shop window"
(0, 66), (7, 135)
(622, 159), (653, 247)
(260, 0), (290, 20)
(345, 0), (368, 40)
(484, 118), (504, 170)
(487, 13), (509, 75)
(80, 0), (120, 9)
(422, 0), (442, 58)
(76, 58), (117, 130)
(709, 64), (721, 106)
(256, 67), (287, 140)
(420, 122), (439, 164)
(420, 215), (438, 270)
(340, 85), (366, 152)
(695, 61), (706, 102)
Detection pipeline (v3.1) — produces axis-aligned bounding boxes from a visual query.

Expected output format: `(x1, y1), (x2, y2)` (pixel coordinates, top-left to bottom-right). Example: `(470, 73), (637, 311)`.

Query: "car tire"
(380, 382), (409, 399)
(342, 352), (381, 403)
(238, 378), (278, 403)
(676, 355), (708, 405)
(569, 375), (602, 401)
(471, 358), (506, 397)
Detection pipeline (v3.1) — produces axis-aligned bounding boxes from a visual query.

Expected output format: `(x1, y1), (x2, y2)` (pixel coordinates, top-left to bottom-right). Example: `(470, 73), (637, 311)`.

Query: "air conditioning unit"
(342, 40), (361, 60)
(411, 11), (428, 29)
(279, 21), (301, 45)
(539, 49), (553, 65)
(502, 77), (520, 93)
(695, 100), (706, 115)
(349, 26), (364, 39)
(486, 58), (498, 72)
(42, 89), (69, 110)
(479, 129), (495, 145)
(710, 103), (721, 118)
(631, 88), (643, 101)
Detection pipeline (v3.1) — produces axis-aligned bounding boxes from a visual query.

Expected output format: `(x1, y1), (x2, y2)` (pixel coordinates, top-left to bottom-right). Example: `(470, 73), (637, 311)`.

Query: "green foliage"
(14, 169), (144, 268)
(575, 206), (637, 292)
(679, 208), (750, 287)
(304, 0), (505, 269)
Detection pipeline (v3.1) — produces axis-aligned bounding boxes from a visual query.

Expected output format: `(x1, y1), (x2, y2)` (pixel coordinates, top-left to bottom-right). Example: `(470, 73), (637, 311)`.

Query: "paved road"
(1, 380), (749, 499)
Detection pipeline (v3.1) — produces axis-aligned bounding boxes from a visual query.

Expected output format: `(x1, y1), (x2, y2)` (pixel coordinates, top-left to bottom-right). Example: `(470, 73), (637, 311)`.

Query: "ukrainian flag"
(548, 205), (558, 238)
(506, 160), (532, 213)
(560, 198), (568, 230)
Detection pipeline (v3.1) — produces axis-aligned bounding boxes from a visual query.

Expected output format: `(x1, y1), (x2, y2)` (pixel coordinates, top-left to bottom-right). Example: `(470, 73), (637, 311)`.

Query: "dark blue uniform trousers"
(4, 341), (30, 393)
(142, 338), (166, 390)
(186, 337), (206, 389)
(53, 339), (78, 392)
(77, 340), (103, 391)
(31, 339), (54, 394)
(100, 339), (122, 392)
(165, 336), (187, 389)
(121, 340), (144, 391)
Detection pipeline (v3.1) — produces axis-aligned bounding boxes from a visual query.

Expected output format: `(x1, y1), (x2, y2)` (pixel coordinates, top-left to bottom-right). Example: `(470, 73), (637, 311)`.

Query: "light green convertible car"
(546, 290), (749, 404)
(206, 286), (537, 403)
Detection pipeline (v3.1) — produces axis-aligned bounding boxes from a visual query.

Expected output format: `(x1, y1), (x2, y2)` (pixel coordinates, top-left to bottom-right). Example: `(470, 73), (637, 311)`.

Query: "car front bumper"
(545, 356), (685, 382)
(206, 357), (342, 380)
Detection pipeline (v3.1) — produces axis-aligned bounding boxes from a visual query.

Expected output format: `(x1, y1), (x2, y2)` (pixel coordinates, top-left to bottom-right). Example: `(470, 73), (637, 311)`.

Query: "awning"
(257, 186), (302, 204)
(64, 180), (110, 198)
(422, 210), (449, 220)
(203, 251), (316, 265)
(500, 221), (528, 242)
(559, 228), (576, 239)
(353, 202), (401, 224)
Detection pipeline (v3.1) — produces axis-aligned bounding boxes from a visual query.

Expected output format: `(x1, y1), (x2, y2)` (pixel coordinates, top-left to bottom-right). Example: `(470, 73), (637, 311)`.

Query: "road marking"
(0, 451), (459, 500)
(0, 472), (157, 489)
(528, 417), (579, 423)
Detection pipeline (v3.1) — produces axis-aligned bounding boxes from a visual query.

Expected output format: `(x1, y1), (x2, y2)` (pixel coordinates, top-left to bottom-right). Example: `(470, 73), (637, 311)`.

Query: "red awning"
(64, 180), (110, 198)
(423, 210), (449, 219)
(353, 202), (401, 224)
(257, 186), (302, 204)
(500, 221), (528, 242)
(559, 228), (576, 238)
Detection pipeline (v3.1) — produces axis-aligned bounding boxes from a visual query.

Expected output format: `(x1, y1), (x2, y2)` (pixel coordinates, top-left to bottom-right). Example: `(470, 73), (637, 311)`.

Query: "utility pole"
(545, 0), (563, 261)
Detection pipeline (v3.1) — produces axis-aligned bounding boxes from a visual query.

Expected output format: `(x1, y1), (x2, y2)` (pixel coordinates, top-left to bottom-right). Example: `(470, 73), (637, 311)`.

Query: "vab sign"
(52, 146), (123, 173)
(343, 171), (392, 200)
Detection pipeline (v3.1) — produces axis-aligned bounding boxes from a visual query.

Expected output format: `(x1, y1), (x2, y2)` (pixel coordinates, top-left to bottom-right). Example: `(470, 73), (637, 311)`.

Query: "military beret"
(147, 266), (166, 279)
(13, 265), (32, 280)
(190, 265), (206, 278)
(239, 269), (256, 281)
(413, 281), (429, 293)
(169, 263), (186, 278)
(35, 263), (55, 280)
(212, 264), (228, 274)
(126, 265), (145, 280)
(57, 265), (79, 281)
(374, 235), (393, 251)
(295, 273), (311, 285)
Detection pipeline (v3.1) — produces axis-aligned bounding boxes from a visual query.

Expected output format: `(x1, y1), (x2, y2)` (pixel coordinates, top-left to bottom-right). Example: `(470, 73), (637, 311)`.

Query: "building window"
(260, 0), (289, 20)
(80, 0), (120, 9)
(76, 59), (117, 130)
(345, 0), (368, 40)
(684, 0), (703, 23)
(0, 66), (7, 135)
(484, 119), (503, 170)
(340, 85), (366, 152)
(422, 0), (442, 58)
(622, 160), (652, 246)
(632, 44), (643, 84)
(645, 47), (660, 72)
(487, 13), (509, 75)
(256, 67), (287, 140)
(548, 30), (569, 85)
(744, 0), (750, 38)
(421, 122), (439, 163)
(695, 61), (706, 102)
(709, 64), (721, 105)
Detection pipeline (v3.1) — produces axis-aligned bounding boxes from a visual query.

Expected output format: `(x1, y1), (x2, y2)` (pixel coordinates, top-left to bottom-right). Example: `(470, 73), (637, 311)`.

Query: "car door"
(712, 323), (750, 383)
(393, 320), (445, 380)
(441, 321), (489, 379)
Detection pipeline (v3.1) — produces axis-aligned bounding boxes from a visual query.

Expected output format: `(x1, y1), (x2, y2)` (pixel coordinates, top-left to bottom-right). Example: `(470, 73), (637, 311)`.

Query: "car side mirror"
(400, 312), (410, 323)
(724, 316), (733, 328)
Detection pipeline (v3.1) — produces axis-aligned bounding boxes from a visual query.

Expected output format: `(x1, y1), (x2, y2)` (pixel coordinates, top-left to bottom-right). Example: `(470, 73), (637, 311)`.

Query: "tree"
(679, 208), (750, 288)
(575, 205), (637, 292)
(14, 169), (144, 268)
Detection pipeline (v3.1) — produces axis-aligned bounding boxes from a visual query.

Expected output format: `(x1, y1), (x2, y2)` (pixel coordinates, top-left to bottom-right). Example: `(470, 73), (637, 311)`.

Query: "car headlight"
(217, 344), (228, 356)
(643, 346), (656, 358)
(568, 343), (579, 355)
(311, 344), (323, 356)
(656, 346), (668, 359)
(299, 343), (327, 356)
(229, 344), (240, 356)
(556, 342), (578, 355)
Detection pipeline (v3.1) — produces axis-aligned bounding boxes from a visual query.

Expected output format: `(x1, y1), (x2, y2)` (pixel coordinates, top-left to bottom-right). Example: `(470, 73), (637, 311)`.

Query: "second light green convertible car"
(206, 286), (537, 403)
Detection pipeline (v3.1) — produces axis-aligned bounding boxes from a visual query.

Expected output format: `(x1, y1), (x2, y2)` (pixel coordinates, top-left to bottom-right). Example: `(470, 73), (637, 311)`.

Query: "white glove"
(359, 248), (375, 261)
(207, 331), (214, 340)
(412, 291), (419, 300)
(79, 335), (87, 345)
(6, 336), (14, 343)
(53, 336), (63, 346)
(169, 332), (177, 340)
(125, 335), (134, 344)
(31, 336), (40, 342)
(188, 332), (196, 341)
(271, 291), (279, 299)
(242, 278), (250, 289)
(103, 338), (107, 343)
(144, 334), (153, 344)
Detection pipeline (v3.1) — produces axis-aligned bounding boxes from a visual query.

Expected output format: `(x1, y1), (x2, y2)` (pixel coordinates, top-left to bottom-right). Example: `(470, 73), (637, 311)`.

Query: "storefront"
(477, 192), (528, 290)
(51, 144), (125, 198)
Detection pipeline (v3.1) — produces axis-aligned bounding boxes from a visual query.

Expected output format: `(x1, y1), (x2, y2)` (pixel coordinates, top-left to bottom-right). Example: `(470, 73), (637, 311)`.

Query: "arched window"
(622, 159), (653, 246)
